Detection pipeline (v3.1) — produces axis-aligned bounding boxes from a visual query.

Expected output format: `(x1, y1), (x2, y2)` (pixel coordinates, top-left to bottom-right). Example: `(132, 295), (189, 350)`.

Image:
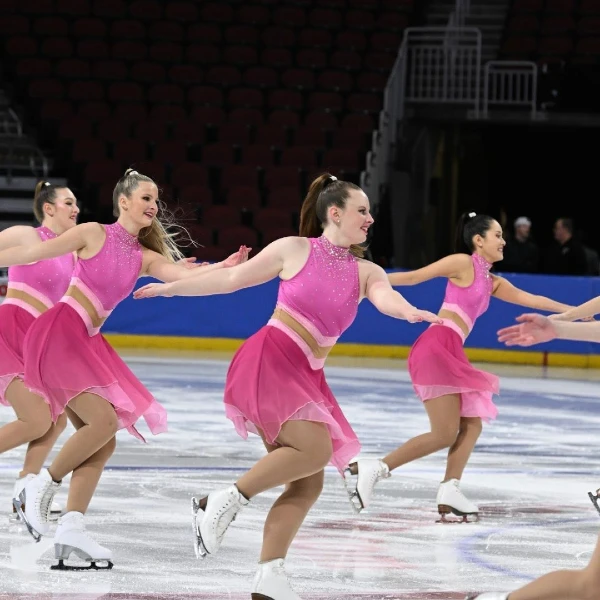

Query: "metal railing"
(405, 27), (482, 115)
(359, 0), (537, 210)
(483, 61), (538, 118)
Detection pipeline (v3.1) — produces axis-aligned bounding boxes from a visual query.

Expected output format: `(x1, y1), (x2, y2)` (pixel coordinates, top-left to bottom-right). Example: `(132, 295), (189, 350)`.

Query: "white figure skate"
(12, 474), (61, 523)
(12, 469), (61, 541)
(191, 484), (249, 559)
(343, 458), (390, 513)
(436, 478), (479, 522)
(252, 558), (303, 600)
(52, 511), (113, 571)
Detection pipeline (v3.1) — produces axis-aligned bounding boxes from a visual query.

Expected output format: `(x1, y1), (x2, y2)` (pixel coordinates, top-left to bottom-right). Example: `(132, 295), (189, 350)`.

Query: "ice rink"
(1, 352), (599, 600)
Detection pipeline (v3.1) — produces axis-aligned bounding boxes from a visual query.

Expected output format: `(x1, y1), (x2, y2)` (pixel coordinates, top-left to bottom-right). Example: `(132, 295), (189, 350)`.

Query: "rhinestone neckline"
(319, 235), (351, 259)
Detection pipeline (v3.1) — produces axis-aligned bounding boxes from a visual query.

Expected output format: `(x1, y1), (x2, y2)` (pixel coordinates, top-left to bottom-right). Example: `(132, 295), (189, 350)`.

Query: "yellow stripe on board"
(104, 333), (597, 368)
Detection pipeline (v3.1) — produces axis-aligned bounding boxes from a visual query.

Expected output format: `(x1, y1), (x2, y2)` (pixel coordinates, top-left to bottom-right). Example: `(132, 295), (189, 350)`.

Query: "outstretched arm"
(388, 254), (472, 286)
(134, 237), (297, 298)
(0, 222), (97, 267)
(549, 295), (600, 322)
(143, 246), (251, 282)
(0, 226), (40, 252)
(498, 313), (600, 346)
(492, 276), (573, 313)
(364, 262), (442, 323)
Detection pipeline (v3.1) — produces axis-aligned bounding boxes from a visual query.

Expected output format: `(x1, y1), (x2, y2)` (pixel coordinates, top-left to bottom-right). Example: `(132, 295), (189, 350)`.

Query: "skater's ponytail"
(454, 211), (495, 254)
(33, 181), (64, 223)
(113, 168), (192, 262)
(299, 172), (364, 258)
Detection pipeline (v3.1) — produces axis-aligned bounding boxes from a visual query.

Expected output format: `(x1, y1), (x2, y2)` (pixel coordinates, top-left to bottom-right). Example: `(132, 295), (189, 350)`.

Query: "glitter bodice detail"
(275, 236), (360, 337)
(441, 253), (493, 331)
(69, 222), (142, 312)
(8, 227), (74, 304)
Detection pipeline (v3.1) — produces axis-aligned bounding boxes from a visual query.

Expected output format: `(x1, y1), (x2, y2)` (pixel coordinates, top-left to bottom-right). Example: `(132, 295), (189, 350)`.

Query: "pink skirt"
(0, 304), (35, 406)
(22, 302), (167, 441)
(224, 325), (360, 474)
(407, 324), (499, 422)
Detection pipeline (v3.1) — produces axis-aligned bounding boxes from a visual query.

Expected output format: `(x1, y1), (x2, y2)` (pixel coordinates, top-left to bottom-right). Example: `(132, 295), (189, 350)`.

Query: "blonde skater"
(0, 169), (248, 569)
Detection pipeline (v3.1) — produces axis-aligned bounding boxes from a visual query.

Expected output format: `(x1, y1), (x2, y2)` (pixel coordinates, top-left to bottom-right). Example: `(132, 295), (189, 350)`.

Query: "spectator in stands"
(500, 216), (539, 274)
(542, 217), (588, 276)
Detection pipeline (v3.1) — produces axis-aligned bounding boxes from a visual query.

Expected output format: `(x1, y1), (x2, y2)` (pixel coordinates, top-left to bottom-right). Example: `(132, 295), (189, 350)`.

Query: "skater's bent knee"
(431, 430), (459, 450)
(28, 416), (54, 440)
(306, 438), (333, 470)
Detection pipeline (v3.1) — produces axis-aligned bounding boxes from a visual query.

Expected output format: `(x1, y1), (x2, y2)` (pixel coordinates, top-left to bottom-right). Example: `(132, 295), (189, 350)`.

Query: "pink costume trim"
(440, 302), (473, 332)
(429, 318), (467, 344)
(4, 282), (53, 317)
(267, 302), (339, 370)
(2, 298), (40, 318)
(59, 280), (113, 337)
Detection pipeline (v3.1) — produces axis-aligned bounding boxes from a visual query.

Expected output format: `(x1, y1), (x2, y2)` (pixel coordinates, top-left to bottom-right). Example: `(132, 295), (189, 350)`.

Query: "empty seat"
(226, 185), (262, 209)
(218, 225), (259, 250)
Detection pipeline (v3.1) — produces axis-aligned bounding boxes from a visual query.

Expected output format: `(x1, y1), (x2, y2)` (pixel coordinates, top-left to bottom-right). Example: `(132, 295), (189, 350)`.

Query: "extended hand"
(133, 282), (174, 299)
(223, 245), (251, 268)
(176, 257), (210, 269)
(405, 309), (443, 324)
(497, 313), (557, 346)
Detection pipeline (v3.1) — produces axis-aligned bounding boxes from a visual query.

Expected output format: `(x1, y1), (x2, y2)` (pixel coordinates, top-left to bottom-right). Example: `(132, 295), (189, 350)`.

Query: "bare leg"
(507, 532), (600, 600)
(381, 394), (461, 472)
(47, 392), (118, 482)
(63, 407), (117, 514)
(1, 378), (53, 454)
(235, 420), (333, 499)
(443, 416), (482, 481)
(20, 412), (68, 478)
(256, 432), (325, 562)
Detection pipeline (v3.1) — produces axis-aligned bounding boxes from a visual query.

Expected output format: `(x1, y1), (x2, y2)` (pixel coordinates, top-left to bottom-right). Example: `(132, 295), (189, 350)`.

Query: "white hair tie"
(43, 181), (51, 187)
(330, 175), (337, 181)
(468, 212), (476, 218)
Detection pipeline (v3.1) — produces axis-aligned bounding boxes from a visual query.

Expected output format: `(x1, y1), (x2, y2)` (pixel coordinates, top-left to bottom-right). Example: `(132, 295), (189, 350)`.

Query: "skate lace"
(272, 560), (288, 581)
(213, 491), (241, 538)
(37, 484), (56, 521)
(370, 461), (389, 486)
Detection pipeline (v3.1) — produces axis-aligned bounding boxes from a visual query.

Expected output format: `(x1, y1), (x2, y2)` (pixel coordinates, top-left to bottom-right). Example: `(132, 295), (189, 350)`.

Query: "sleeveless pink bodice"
(268, 236), (360, 369)
(5, 226), (75, 317)
(440, 253), (493, 338)
(60, 222), (143, 336)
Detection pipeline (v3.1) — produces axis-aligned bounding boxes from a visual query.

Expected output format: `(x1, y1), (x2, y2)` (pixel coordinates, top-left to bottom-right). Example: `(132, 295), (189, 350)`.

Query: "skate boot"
(251, 558), (303, 600)
(464, 594), (509, 600)
(436, 478), (479, 522)
(191, 484), (249, 559)
(343, 458), (390, 513)
(588, 487), (600, 515)
(52, 511), (113, 571)
(12, 474), (61, 523)
(13, 469), (61, 541)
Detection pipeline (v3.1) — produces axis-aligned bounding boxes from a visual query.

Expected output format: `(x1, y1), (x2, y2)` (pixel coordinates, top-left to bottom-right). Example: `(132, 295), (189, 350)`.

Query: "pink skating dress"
(407, 253), (500, 422)
(224, 236), (361, 473)
(0, 226), (74, 405)
(22, 222), (167, 441)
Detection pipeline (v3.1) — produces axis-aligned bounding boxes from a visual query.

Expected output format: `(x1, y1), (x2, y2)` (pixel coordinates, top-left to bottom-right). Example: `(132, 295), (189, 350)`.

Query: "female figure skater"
(468, 314), (600, 600)
(0, 169), (248, 569)
(0, 181), (78, 521)
(346, 212), (575, 521)
(134, 173), (442, 599)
